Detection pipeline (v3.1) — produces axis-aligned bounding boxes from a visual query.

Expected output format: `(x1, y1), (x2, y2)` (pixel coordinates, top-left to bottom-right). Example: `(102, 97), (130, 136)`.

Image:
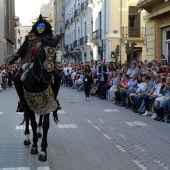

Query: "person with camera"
(84, 65), (92, 100)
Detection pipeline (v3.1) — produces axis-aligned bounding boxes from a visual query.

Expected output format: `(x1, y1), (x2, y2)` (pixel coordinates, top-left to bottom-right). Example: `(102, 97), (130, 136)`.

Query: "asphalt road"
(0, 86), (170, 170)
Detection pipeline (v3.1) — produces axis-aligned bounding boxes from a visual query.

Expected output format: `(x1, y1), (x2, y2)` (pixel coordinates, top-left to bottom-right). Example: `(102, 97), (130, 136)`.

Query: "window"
(166, 30), (170, 40)
(129, 14), (137, 27)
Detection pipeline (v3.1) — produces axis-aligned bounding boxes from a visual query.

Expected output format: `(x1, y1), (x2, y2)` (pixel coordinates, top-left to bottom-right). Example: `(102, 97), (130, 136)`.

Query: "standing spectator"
(63, 64), (72, 86)
(97, 60), (109, 99)
(91, 63), (98, 74)
(71, 69), (77, 89)
(0, 68), (2, 92)
(7, 67), (12, 87)
(84, 65), (92, 100)
(1, 65), (8, 89)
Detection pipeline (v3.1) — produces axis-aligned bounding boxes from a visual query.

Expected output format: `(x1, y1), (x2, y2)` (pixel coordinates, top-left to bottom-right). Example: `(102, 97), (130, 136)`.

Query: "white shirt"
(136, 82), (147, 92)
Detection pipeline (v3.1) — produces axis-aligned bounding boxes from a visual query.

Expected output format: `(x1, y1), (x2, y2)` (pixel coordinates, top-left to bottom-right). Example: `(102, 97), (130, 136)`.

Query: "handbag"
(155, 96), (170, 102)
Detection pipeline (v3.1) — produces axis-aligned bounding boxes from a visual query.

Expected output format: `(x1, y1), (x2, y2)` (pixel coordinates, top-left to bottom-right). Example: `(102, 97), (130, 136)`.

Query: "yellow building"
(137, 0), (170, 61)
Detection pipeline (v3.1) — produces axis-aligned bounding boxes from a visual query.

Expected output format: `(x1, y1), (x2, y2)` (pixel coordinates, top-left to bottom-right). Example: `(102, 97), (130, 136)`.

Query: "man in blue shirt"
(97, 60), (109, 99)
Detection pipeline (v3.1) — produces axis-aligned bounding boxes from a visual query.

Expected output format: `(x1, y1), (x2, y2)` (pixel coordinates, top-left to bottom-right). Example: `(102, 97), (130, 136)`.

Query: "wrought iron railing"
(121, 27), (146, 37)
(74, 9), (80, 19)
(92, 29), (102, 40)
(80, 37), (85, 45)
(73, 40), (80, 48)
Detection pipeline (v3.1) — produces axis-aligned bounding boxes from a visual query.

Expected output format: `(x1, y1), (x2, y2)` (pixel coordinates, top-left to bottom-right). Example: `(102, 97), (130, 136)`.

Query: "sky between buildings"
(15, 0), (50, 25)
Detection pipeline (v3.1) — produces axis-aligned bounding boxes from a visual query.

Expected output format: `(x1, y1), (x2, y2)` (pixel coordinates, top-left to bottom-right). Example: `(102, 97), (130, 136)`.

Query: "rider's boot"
(14, 81), (25, 112)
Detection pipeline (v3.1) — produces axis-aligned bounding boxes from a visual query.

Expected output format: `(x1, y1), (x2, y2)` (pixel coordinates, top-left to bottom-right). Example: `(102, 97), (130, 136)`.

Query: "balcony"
(94, 0), (102, 4)
(73, 40), (80, 48)
(122, 27), (146, 38)
(68, 44), (72, 51)
(81, 2), (88, 15)
(74, 9), (80, 21)
(65, 19), (71, 28)
(86, 34), (95, 47)
(80, 37), (85, 46)
(60, 26), (64, 34)
(137, 0), (162, 9)
(87, 0), (94, 10)
(65, 45), (69, 51)
(65, 44), (72, 51)
(92, 29), (102, 41)
(85, 34), (92, 43)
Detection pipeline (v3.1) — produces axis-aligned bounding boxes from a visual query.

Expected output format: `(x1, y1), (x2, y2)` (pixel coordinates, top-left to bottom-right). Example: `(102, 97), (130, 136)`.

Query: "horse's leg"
(37, 115), (43, 138)
(30, 110), (38, 154)
(24, 119), (31, 145)
(38, 113), (50, 162)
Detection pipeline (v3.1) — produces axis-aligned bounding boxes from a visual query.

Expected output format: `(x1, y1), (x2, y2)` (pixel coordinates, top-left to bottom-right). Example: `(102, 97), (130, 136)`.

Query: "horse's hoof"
(30, 147), (38, 154)
(37, 133), (42, 138)
(38, 152), (47, 162)
(24, 140), (31, 146)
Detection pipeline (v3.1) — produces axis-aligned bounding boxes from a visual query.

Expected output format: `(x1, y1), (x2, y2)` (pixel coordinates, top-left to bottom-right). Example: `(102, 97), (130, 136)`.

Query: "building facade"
(15, 24), (32, 63)
(62, 0), (147, 64)
(0, 0), (15, 64)
(137, 0), (170, 61)
(53, 0), (65, 63)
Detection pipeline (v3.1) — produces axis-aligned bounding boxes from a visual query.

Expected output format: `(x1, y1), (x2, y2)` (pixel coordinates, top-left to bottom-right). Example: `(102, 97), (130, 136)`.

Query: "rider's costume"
(9, 15), (61, 112)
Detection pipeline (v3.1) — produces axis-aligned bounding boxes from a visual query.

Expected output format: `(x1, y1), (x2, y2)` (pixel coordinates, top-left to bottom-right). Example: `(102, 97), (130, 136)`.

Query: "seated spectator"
(132, 75), (152, 112)
(107, 72), (118, 100)
(75, 75), (84, 90)
(71, 69), (77, 89)
(120, 72), (138, 107)
(163, 101), (170, 123)
(129, 74), (146, 109)
(154, 76), (170, 121)
(115, 74), (130, 104)
(142, 75), (162, 117)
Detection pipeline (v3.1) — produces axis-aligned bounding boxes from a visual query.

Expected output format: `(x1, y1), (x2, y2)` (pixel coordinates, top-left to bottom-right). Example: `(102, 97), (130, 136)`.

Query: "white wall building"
(0, 0), (15, 64)
(63, 0), (147, 63)
(53, 0), (65, 63)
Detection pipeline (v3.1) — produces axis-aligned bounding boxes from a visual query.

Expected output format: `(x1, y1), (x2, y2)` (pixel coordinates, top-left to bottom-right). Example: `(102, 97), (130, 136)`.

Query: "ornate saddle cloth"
(24, 86), (57, 115)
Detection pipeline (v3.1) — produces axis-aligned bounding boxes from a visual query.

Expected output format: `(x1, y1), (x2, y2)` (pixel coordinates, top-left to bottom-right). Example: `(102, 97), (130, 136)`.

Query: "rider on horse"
(8, 14), (61, 112)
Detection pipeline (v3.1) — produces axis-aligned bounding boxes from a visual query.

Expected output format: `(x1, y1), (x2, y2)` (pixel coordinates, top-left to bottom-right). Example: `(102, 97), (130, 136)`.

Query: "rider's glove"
(8, 56), (16, 65)
(8, 53), (20, 65)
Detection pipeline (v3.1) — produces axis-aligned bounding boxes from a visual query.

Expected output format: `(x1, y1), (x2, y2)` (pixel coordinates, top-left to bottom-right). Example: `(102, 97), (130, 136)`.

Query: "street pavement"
(0, 86), (170, 170)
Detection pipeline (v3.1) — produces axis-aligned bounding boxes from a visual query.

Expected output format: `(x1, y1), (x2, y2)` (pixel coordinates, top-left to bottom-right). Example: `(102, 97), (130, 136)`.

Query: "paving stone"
(0, 87), (170, 169)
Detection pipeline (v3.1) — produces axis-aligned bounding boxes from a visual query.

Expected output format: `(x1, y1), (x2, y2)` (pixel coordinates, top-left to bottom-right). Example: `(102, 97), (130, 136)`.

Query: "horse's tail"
(53, 109), (60, 124)
(20, 107), (30, 125)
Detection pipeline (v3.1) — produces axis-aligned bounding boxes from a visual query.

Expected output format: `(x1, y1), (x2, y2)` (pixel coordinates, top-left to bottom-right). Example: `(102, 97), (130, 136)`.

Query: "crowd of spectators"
(1, 58), (170, 123)
(0, 64), (18, 92)
(57, 58), (170, 123)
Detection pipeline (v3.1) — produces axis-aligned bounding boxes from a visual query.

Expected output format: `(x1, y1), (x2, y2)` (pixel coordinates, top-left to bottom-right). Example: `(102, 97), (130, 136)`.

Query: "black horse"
(24, 115), (43, 146)
(23, 43), (59, 162)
